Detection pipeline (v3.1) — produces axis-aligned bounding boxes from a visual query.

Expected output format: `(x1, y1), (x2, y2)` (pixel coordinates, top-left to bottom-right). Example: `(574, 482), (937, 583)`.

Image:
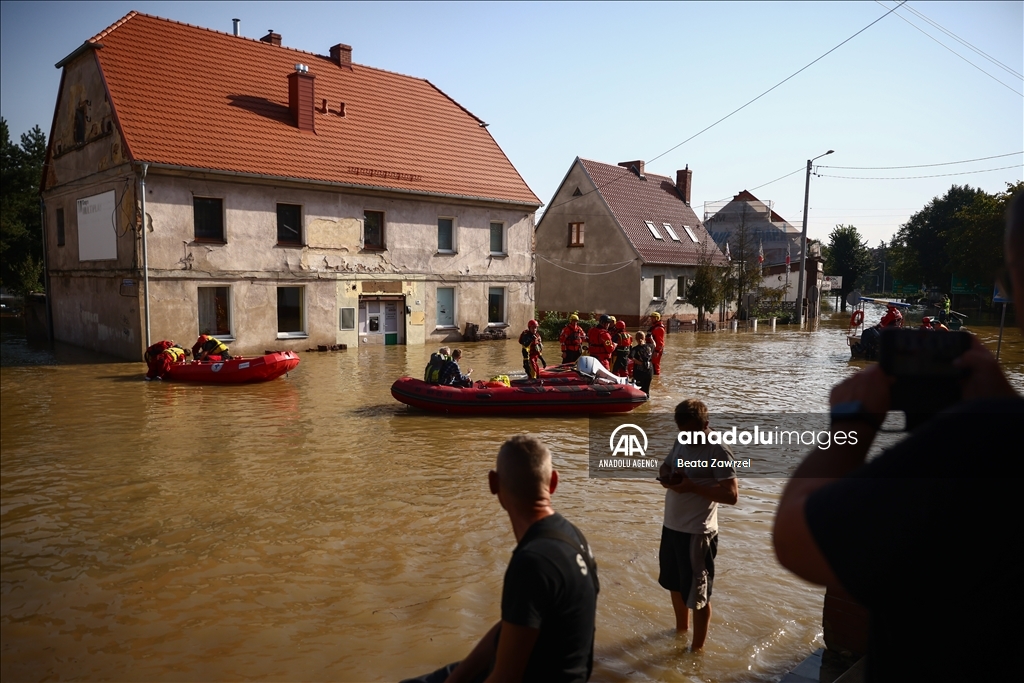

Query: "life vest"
(648, 322), (666, 350)
(613, 331), (631, 358)
(519, 330), (542, 357)
(195, 335), (229, 357)
(559, 323), (584, 352)
(587, 327), (614, 361)
(163, 346), (187, 363)
(424, 353), (449, 383)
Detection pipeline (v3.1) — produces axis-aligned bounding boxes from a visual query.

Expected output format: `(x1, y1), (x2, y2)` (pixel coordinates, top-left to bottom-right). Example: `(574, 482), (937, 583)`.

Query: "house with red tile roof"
(41, 12), (540, 359)
(535, 158), (729, 327)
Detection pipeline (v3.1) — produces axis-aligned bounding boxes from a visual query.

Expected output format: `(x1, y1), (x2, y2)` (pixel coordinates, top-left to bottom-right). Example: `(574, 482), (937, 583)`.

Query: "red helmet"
(528, 319), (538, 328)
(615, 320), (626, 330)
(922, 316), (932, 324)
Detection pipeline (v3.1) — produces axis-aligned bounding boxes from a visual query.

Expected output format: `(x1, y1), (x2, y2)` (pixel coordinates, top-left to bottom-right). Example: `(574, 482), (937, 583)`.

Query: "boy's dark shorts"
(658, 526), (718, 609)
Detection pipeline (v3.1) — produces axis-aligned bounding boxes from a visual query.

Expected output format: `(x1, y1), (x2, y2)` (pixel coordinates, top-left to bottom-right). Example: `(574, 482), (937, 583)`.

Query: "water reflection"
(2, 313), (1021, 681)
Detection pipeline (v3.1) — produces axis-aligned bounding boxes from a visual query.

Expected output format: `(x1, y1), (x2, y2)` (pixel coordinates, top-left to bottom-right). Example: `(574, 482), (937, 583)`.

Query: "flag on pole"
(725, 241), (731, 261)
(758, 240), (764, 264)
(786, 241), (791, 267)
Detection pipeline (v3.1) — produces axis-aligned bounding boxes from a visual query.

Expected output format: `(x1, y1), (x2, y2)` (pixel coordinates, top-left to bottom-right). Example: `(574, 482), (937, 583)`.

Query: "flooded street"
(3, 315), (1022, 682)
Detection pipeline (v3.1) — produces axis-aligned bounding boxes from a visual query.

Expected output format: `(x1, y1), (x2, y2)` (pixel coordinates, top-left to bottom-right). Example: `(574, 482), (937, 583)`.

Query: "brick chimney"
(618, 160), (645, 177)
(260, 30), (281, 46)
(676, 165), (693, 205)
(288, 65), (316, 133)
(330, 44), (353, 70)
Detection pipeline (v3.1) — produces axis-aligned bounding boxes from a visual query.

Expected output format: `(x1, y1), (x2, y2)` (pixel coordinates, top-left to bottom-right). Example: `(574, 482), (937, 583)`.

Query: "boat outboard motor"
(575, 355), (626, 384)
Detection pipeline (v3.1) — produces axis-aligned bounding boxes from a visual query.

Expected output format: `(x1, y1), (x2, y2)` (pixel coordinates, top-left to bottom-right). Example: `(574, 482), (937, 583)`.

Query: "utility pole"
(795, 150), (833, 326)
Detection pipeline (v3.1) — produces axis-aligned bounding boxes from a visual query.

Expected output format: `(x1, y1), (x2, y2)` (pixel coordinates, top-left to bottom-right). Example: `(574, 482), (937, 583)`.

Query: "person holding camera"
(773, 192), (1024, 682)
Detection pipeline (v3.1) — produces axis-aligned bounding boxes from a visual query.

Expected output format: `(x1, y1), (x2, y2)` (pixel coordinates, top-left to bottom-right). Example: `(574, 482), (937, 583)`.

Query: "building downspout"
(139, 163), (151, 349)
(39, 198), (54, 342)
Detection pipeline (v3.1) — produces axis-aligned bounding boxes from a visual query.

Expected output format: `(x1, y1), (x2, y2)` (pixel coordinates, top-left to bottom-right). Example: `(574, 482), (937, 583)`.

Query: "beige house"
(535, 158), (728, 327)
(41, 13), (540, 360)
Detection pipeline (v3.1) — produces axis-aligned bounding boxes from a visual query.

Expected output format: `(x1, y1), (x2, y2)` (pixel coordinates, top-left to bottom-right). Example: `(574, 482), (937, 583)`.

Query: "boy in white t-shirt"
(657, 399), (739, 651)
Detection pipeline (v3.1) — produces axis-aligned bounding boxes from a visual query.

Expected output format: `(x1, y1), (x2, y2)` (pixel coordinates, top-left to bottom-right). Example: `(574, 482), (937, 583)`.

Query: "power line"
(706, 166), (805, 205)
(816, 164), (1021, 180)
(903, 3), (1022, 80)
(647, 2), (907, 167)
(878, 1), (1023, 97)
(820, 151), (1022, 170)
(545, 2), (907, 213)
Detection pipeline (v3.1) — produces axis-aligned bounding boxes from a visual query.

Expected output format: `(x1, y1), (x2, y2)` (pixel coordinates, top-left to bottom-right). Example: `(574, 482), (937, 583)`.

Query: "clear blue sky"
(2, 1), (1021, 247)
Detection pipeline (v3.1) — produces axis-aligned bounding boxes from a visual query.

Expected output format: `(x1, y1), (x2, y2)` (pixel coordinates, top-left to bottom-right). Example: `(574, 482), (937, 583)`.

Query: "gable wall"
(535, 162), (641, 317)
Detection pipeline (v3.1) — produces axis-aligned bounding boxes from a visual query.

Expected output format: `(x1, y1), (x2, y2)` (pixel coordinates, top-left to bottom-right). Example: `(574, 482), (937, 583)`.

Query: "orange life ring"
(850, 310), (864, 327)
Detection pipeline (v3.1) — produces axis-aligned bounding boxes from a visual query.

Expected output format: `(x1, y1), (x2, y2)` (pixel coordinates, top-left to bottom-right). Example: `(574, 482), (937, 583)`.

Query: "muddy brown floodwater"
(2, 314), (1022, 682)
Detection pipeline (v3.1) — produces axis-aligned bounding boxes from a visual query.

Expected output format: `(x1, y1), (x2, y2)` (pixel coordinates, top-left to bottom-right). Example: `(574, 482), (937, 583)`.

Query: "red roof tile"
(578, 158), (728, 267)
(80, 12), (539, 205)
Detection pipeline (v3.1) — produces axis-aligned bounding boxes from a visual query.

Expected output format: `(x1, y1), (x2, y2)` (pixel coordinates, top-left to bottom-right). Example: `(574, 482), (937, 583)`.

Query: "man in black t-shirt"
(402, 435), (598, 683)
(773, 191), (1024, 682)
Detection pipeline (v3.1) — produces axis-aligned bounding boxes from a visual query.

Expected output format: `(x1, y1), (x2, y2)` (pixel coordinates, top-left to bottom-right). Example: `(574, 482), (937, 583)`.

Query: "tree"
(688, 237), (725, 329)
(824, 224), (873, 312)
(947, 181), (1023, 286)
(889, 184), (986, 288)
(0, 118), (47, 293)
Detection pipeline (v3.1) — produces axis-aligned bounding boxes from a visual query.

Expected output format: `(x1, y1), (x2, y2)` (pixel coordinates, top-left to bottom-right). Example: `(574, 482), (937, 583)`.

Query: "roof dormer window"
(682, 225), (699, 243)
(645, 221), (663, 240)
(662, 223), (680, 241)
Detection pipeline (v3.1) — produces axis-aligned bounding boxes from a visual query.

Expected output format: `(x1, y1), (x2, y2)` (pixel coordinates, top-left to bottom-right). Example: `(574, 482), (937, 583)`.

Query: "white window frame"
(676, 276), (689, 301)
(653, 275), (665, 300)
(645, 220), (664, 240)
(436, 286), (457, 329)
(489, 221), (506, 256)
(487, 286), (507, 326)
(662, 223), (681, 241)
(276, 285), (307, 338)
(437, 216), (456, 254)
(198, 285), (234, 340)
(682, 225), (699, 243)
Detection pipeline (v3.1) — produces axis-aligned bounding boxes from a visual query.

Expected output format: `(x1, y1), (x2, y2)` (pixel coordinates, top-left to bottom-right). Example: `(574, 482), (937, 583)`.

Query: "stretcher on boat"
(390, 376), (647, 415)
(164, 351), (300, 383)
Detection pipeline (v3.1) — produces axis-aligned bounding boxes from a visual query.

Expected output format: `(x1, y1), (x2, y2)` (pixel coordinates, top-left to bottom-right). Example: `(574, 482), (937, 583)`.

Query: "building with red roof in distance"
(41, 12), (540, 359)
(535, 157), (729, 328)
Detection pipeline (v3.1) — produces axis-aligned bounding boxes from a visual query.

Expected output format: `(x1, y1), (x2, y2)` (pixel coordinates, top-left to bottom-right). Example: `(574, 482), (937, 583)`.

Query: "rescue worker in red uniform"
(879, 304), (903, 329)
(611, 320), (632, 377)
(192, 334), (232, 361)
(587, 314), (616, 369)
(145, 343), (190, 380)
(920, 316), (949, 331)
(559, 314), (586, 364)
(518, 319), (545, 379)
(144, 340), (175, 364)
(648, 311), (666, 375)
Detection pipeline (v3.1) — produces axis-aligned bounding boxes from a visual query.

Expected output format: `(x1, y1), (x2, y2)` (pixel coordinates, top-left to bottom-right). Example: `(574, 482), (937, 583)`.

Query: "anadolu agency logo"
(598, 424), (659, 470)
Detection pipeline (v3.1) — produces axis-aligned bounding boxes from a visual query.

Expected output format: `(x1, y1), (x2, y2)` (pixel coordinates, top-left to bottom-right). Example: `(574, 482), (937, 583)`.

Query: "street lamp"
(795, 149), (833, 326)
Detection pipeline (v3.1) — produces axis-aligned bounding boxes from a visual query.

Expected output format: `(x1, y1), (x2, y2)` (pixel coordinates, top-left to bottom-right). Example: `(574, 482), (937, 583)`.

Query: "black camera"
(880, 328), (972, 429)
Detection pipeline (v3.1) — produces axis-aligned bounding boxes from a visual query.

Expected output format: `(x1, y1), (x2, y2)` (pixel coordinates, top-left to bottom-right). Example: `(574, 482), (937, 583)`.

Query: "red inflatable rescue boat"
(164, 351), (300, 383)
(390, 376), (647, 415)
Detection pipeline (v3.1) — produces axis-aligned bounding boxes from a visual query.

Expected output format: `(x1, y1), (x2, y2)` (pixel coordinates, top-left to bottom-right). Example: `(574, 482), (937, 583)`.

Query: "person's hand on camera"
(830, 364), (892, 427)
(954, 335), (1018, 400)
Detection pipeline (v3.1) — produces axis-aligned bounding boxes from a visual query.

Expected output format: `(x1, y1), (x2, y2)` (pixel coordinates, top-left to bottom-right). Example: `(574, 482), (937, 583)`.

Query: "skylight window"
(645, 220), (663, 240)
(662, 223), (680, 241)
(682, 225), (699, 243)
